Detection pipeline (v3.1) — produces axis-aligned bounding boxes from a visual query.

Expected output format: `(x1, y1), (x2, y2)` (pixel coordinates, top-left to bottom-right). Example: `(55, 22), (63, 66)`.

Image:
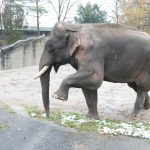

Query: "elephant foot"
(86, 112), (99, 120)
(52, 89), (68, 101)
(143, 104), (150, 110)
(44, 108), (50, 117)
(131, 109), (144, 117)
(143, 100), (150, 110)
(46, 112), (50, 117)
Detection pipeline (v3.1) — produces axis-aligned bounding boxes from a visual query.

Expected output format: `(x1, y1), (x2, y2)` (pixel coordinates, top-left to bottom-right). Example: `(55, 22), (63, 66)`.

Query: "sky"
(0, 0), (114, 27)
(39, 0), (114, 27)
(26, 0), (114, 27)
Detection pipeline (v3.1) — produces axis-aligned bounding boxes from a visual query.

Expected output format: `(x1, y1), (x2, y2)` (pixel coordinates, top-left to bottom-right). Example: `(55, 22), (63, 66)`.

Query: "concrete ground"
(0, 107), (150, 150)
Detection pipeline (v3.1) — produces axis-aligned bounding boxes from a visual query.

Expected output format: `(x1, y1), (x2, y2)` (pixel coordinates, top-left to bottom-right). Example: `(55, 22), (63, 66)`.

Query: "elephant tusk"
(34, 66), (49, 79)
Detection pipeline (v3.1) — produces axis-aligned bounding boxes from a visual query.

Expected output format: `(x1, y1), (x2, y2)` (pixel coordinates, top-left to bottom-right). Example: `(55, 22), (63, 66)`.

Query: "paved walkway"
(0, 108), (150, 150)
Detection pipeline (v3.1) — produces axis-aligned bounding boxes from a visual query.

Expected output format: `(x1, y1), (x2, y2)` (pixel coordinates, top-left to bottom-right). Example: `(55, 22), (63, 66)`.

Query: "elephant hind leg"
(144, 94), (150, 110)
(127, 82), (149, 116)
(132, 91), (146, 116)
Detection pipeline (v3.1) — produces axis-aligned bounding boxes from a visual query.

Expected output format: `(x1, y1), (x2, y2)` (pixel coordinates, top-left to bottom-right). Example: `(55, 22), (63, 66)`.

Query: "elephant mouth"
(53, 64), (60, 73)
(34, 66), (49, 79)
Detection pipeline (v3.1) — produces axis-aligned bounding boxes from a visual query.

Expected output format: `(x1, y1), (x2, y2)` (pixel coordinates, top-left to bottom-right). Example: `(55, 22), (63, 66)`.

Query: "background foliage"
(111, 0), (150, 32)
(74, 2), (107, 23)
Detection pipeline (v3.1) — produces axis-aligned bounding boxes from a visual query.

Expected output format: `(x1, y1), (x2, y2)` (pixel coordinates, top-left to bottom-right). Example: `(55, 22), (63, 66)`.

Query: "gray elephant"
(34, 21), (150, 119)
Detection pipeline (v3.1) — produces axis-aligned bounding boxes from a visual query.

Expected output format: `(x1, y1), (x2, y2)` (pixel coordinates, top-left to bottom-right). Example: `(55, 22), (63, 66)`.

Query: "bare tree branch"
(111, 0), (121, 23)
(48, 0), (78, 21)
(60, 0), (65, 17)
(62, 0), (70, 21)
(48, 0), (59, 17)
(0, 0), (4, 30)
(58, 0), (66, 20)
(62, 0), (78, 21)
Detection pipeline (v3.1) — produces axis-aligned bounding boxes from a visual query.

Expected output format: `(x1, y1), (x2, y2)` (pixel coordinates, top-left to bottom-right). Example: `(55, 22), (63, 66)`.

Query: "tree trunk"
(36, 0), (40, 36)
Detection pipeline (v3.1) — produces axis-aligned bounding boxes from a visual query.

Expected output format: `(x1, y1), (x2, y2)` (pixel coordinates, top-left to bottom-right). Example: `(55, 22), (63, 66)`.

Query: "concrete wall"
(0, 35), (46, 70)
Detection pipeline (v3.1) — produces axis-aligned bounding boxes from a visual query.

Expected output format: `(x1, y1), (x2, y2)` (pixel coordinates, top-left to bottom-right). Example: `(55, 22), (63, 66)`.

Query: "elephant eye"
(47, 43), (55, 52)
(49, 48), (55, 52)
(66, 34), (69, 41)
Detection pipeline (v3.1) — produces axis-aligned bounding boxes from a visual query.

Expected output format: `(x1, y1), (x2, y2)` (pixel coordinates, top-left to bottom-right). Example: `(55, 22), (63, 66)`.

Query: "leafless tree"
(0, 0), (4, 30)
(48, 0), (78, 21)
(111, 0), (123, 23)
(15, 0), (48, 36)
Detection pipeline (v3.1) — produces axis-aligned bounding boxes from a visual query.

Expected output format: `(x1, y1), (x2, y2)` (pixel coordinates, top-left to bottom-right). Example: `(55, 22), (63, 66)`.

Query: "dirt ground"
(0, 65), (150, 122)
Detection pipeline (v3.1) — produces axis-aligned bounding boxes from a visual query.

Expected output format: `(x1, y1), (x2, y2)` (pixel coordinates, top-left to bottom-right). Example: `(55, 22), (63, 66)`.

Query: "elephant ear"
(66, 32), (80, 56)
(55, 22), (81, 56)
(65, 23), (81, 56)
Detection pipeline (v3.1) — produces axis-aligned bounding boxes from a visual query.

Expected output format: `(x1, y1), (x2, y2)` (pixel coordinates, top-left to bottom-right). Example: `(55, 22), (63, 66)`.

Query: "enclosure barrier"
(0, 35), (46, 70)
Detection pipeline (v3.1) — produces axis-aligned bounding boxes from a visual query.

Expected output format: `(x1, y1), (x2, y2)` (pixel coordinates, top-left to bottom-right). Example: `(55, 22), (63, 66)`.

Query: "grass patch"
(48, 111), (62, 124)
(79, 121), (99, 132)
(25, 105), (150, 140)
(0, 124), (9, 133)
(25, 105), (42, 118)
(0, 103), (15, 114)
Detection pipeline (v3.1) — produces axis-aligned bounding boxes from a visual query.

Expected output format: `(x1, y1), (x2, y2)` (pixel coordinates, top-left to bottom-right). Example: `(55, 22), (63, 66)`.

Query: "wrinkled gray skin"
(39, 21), (150, 119)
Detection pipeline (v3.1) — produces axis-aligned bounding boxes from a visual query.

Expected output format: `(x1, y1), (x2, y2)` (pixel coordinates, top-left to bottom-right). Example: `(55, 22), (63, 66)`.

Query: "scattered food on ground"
(25, 105), (150, 141)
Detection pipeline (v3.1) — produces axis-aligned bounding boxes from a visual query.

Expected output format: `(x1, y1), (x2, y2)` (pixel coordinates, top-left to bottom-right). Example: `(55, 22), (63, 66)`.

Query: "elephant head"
(34, 22), (81, 116)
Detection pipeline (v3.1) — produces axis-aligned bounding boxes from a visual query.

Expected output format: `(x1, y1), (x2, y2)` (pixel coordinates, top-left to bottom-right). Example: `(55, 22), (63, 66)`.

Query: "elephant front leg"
(82, 89), (99, 119)
(132, 91), (146, 116)
(52, 84), (69, 101)
(53, 66), (103, 101)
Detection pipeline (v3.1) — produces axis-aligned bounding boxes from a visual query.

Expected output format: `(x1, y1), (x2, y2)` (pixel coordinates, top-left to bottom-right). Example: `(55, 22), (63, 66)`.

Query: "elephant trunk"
(39, 65), (52, 117)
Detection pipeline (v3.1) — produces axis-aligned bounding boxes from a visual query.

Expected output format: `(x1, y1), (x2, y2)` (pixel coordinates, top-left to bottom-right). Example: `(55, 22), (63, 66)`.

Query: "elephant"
(34, 21), (150, 119)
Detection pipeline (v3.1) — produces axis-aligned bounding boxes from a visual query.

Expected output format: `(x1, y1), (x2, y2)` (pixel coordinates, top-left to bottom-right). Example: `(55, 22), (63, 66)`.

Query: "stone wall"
(0, 35), (46, 70)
